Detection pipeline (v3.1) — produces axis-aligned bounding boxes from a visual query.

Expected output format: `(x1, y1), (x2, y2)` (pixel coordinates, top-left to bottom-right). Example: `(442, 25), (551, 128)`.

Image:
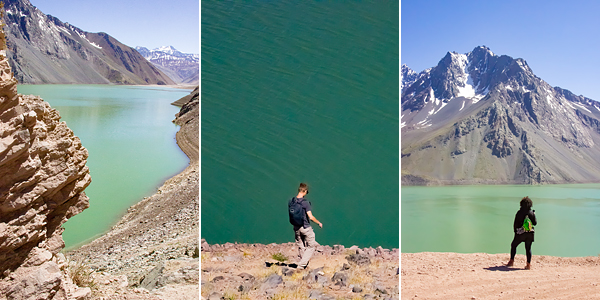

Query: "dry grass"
(271, 284), (308, 300)
(255, 264), (281, 280)
(201, 251), (213, 264)
(68, 261), (96, 290)
(241, 248), (253, 258)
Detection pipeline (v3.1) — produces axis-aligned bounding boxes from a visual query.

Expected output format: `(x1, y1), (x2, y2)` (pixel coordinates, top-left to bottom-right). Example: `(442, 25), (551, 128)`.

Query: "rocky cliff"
(0, 12), (92, 299)
(3, 0), (175, 85)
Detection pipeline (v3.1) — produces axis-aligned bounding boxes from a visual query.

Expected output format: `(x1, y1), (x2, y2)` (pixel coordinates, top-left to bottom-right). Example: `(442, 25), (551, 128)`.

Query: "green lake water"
(202, 2), (399, 249)
(17, 85), (191, 250)
(402, 184), (600, 257)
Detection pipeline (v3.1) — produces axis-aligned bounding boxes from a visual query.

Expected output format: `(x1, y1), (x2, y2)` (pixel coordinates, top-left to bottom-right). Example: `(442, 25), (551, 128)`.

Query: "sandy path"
(402, 252), (600, 300)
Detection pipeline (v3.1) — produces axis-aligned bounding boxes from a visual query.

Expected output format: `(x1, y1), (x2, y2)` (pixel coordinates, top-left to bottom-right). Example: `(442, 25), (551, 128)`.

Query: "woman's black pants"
(510, 232), (534, 263)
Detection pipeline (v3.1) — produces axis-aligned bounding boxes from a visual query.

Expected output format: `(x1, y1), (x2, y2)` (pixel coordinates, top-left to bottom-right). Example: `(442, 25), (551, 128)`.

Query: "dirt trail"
(402, 252), (600, 300)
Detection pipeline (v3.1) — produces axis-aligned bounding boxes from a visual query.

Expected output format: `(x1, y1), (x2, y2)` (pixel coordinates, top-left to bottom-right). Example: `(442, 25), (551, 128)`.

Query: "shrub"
(69, 262), (96, 290)
(271, 252), (288, 262)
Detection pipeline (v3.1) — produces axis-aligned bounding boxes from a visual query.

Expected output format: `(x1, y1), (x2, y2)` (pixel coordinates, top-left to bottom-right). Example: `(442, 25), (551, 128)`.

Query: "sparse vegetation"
(223, 291), (238, 300)
(242, 248), (253, 258)
(68, 261), (96, 290)
(201, 252), (210, 263)
(256, 265), (280, 279)
(271, 252), (288, 262)
(272, 285), (307, 300)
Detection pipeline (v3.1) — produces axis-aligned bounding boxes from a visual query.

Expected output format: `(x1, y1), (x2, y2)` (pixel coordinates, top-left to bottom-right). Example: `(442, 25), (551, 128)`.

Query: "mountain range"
(3, 0), (174, 85)
(135, 46), (199, 85)
(401, 46), (600, 185)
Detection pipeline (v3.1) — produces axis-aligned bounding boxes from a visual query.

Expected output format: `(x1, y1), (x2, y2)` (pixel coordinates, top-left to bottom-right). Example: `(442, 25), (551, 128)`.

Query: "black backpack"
(288, 197), (305, 226)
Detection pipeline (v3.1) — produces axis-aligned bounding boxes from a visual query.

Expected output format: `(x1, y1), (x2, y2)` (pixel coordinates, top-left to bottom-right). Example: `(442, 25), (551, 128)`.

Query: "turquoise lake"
(17, 85), (191, 250)
(202, 2), (399, 249)
(402, 184), (600, 257)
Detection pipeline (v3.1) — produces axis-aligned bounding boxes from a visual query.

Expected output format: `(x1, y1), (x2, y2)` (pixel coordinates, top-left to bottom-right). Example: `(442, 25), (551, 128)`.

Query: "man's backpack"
(289, 197), (305, 226)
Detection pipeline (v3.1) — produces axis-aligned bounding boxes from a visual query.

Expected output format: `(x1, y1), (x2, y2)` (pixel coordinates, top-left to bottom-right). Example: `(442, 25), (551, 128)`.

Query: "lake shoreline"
(66, 88), (199, 299)
(401, 174), (600, 186)
(402, 252), (600, 299)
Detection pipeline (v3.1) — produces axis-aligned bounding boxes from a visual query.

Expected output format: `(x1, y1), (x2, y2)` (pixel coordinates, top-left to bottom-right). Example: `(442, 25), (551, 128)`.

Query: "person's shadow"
(484, 265), (520, 272)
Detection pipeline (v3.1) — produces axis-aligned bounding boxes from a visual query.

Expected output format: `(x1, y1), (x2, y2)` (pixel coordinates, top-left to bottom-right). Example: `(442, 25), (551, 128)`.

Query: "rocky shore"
(200, 240), (399, 300)
(65, 87), (199, 299)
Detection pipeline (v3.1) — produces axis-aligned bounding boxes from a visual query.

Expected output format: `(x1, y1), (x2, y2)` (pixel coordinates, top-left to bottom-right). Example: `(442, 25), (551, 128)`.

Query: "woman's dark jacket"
(513, 208), (537, 234)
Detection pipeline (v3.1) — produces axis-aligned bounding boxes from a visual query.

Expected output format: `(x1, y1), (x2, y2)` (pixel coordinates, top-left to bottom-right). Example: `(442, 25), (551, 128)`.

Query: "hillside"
(3, 0), (174, 85)
(402, 46), (600, 185)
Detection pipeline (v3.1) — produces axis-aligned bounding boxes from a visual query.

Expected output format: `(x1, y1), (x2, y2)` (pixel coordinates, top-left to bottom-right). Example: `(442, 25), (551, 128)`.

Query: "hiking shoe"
(506, 259), (514, 267)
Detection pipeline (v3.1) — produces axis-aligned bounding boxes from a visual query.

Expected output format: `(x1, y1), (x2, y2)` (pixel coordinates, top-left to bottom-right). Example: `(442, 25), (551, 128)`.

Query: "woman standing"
(506, 196), (537, 270)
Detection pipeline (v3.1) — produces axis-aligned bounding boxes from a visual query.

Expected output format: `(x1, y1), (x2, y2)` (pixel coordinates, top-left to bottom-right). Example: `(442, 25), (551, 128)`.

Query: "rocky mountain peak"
(136, 46), (199, 84)
(401, 64), (417, 92)
(402, 46), (600, 185)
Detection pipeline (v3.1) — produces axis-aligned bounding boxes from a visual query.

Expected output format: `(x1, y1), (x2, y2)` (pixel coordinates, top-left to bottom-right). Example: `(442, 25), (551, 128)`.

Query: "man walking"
(288, 183), (322, 269)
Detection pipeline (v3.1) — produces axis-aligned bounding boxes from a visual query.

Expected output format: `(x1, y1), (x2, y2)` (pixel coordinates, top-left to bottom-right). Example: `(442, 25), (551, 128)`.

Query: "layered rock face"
(0, 18), (91, 299)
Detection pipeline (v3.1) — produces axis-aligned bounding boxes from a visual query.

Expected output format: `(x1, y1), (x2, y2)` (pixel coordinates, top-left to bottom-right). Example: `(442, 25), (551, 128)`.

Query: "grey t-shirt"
(296, 197), (312, 228)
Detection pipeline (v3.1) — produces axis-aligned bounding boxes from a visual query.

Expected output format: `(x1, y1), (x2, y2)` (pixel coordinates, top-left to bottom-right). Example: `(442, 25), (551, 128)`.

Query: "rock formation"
(0, 8), (92, 299)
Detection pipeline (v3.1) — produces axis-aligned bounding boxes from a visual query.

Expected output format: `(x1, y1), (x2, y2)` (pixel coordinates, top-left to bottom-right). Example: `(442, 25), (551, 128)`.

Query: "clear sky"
(402, 0), (600, 101)
(32, 0), (199, 54)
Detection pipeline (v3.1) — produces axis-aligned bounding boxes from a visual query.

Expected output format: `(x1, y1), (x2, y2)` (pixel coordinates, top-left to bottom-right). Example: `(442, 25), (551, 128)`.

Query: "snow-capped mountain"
(401, 64), (417, 92)
(402, 46), (600, 185)
(2, 0), (173, 85)
(135, 46), (199, 84)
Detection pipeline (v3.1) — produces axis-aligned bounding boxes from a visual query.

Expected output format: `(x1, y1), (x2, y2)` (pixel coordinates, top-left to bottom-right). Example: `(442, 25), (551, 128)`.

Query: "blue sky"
(32, 0), (199, 54)
(402, 1), (600, 101)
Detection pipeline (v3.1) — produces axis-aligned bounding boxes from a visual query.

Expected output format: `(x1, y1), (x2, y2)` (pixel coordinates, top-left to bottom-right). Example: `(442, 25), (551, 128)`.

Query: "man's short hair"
(520, 196), (533, 209)
(298, 182), (309, 193)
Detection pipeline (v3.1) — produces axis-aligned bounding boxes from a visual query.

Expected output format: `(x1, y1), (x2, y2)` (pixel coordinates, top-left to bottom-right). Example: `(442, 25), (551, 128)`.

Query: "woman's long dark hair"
(520, 196), (533, 210)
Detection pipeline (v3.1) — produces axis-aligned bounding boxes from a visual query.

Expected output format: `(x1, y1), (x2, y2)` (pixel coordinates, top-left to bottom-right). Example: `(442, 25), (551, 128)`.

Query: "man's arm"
(306, 211), (323, 228)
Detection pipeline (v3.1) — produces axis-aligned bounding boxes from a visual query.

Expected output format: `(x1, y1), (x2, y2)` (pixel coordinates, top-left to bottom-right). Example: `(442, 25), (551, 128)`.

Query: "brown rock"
(0, 21), (91, 299)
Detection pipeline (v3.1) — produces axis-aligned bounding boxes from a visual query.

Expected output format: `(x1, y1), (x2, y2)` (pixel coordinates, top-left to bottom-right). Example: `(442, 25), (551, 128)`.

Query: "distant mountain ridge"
(135, 46), (199, 85)
(2, 0), (174, 85)
(402, 46), (600, 185)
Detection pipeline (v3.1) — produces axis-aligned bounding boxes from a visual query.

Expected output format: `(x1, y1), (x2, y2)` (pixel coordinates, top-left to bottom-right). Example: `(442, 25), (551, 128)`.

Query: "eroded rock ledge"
(0, 23), (91, 300)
